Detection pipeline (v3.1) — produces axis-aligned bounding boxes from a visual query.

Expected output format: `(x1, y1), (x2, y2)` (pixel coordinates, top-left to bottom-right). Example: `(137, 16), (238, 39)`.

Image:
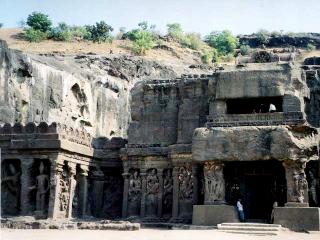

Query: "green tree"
(85, 21), (114, 43)
(24, 28), (48, 42)
(240, 44), (251, 55)
(26, 12), (52, 32)
(132, 30), (155, 55)
(50, 22), (72, 41)
(256, 29), (270, 45)
(307, 43), (316, 51)
(167, 23), (184, 41)
(182, 32), (204, 50)
(201, 48), (219, 64)
(206, 30), (239, 55)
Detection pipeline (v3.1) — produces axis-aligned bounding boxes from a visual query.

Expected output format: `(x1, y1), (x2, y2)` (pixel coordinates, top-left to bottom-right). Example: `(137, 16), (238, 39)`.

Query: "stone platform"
(192, 205), (239, 226)
(0, 217), (140, 231)
(274, 207), (320, 231)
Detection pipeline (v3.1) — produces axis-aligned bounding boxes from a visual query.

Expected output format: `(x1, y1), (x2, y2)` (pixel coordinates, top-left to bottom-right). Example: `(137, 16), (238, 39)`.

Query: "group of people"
(252, 103), (277, 114)
(236, 199), (278, 223)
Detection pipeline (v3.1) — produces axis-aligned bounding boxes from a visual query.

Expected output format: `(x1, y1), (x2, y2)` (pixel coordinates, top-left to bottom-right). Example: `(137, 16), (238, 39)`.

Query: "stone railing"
(206, 112), (305, 127)
(0, 122), (92, 146)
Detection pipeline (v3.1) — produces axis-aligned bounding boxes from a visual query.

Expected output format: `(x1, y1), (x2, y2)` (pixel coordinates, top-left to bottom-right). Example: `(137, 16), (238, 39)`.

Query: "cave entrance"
(224, 161), (286, 221)
(226, 97), (283, 114)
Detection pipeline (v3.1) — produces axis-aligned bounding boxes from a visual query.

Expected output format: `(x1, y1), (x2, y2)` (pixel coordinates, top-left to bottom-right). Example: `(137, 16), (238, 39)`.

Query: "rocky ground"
(2, 228), (320, 240)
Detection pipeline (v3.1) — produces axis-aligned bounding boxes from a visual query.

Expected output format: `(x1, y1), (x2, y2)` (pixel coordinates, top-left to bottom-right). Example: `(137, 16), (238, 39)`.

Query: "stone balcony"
(206, 112), (305, 127)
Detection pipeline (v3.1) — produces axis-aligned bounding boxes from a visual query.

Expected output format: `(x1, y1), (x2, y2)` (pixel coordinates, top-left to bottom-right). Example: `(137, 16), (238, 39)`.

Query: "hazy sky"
(1, 0), (319, 35)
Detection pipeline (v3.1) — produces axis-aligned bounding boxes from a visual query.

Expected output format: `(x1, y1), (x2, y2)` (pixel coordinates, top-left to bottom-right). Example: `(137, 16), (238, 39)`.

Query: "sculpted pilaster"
(203, 161), (225, 205)
(122, 172), (130, 218)
(78, 165), (89, 218)
(20, 157), (34, 215)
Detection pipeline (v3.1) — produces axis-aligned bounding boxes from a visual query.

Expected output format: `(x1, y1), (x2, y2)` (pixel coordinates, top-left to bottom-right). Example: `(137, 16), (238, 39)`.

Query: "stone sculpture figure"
(308, 171), (319, 206)
(59, 171), (70, 213)
(128, 170), (141, 216)
(1, 163), (21, 215)
(204, 162), (225, 204)
(178, 166), (193, 200)
(163, 169), (173, 214)
(146, 169), (159, 216)
(29, 162), (50, 216)
(293, 170), (308, 203)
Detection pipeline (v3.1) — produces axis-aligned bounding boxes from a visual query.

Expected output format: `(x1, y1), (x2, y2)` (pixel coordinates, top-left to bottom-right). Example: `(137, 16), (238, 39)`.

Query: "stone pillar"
(67, 162), (77, 218)
(192, 164), (199, 205)
(157, 169), (164, 218)
(91, 167), (105, 217)
(122, 172), (130, 218)
(171, 166), (180, 219)
(78, 165), (89, 218)
(283, 159), (309, 206)
(203, 161), (225, 205)
(140, 169), (147, 218)
(20, 157), (34, 215)
(48, 160), (64, 219)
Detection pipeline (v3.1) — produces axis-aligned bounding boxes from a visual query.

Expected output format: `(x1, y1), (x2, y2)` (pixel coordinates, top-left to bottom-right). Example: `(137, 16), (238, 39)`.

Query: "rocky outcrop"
(192, 125), (319, 162)
(0, 40), (199, 138)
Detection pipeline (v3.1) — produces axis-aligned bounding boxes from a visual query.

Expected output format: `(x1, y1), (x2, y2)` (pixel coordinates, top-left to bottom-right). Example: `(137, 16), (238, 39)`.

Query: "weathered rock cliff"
(0, 40), (208, 138)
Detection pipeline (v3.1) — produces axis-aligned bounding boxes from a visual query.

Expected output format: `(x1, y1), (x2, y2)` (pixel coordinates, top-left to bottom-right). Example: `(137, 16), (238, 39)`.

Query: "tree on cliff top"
(85, 21), (114, 43)
(26, 12), (52, 32)
(206, 30), (239, 55)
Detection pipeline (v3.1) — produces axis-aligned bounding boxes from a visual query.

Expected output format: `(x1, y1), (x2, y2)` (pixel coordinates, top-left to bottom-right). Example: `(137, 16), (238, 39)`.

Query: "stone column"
(157, 169), (164, 218)
(140, 169), (147, 218)
(122, 172), (130, 218)
(171, 166), (180, 219)
(78, 165), (89, 218)
(192, 164), (199, 205)
(67, 162), (77, 218)
(48, 160), (64, 219)
(91, 167), (105, 217)
(203, 161), (225, 205)
(20, 157), (34, 215)
(283, 159), (309, 206)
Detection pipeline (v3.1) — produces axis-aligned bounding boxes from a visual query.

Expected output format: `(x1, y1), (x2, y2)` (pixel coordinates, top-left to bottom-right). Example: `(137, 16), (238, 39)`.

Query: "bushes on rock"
(85, 21), (114, 43)
(26, 12), (52, 32)
(307, 43), (316, 51)
(182, 33), (205, 51)
(255, 29), (270, 45)
(50, 23), (88, 42)
(240, 44), (251, 55)
(24, 28), (48, 42)
(201, 48), (219, 64)
(206, 30), (239, 56)
(167, 23), (184, 42)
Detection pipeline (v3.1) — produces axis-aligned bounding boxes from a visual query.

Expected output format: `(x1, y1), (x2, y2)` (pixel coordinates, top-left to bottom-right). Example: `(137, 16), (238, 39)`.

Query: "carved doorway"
(224, 161), (286, 221)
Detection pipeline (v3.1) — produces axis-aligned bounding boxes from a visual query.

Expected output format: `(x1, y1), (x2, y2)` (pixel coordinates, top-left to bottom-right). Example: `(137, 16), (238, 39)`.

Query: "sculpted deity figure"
(59, 171), (69, 212)
(29, 162), (50, 213)
(204, 162), (225, 204)
(308, 171), (319, 205)
(178, 166), (193, 200)
(128, 170), (141, 202)
(146, 169), (159, 216)
(293, 170), (308, 203)
(1, 163), (21, 214)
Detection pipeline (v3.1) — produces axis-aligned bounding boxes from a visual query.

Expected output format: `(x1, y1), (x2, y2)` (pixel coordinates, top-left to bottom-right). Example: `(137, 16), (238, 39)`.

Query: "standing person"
(269, 103), (276, 113)
(270, 201), (278, 223)
(237, 199), (245, 222)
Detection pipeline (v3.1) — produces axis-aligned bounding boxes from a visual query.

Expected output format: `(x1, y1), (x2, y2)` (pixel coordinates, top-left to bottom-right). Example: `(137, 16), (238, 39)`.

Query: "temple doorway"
(224, 161), (286, 221)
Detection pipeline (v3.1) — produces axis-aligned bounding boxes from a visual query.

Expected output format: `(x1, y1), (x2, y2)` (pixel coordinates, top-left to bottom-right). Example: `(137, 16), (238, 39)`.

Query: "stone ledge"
(1, 218), (140, 231)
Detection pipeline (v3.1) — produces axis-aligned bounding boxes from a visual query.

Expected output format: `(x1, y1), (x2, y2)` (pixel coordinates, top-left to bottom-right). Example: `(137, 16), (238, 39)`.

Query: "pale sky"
(1, 0), (319, 35)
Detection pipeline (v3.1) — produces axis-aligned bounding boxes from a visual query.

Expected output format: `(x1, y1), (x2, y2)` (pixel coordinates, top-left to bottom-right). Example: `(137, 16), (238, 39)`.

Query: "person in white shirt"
(269, 103), (276, 113)
(236, 199), (245, 222)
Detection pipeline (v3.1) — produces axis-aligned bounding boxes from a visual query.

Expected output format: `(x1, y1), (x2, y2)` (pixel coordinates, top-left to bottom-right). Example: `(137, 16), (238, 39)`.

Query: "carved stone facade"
(1, 61), (320, 230)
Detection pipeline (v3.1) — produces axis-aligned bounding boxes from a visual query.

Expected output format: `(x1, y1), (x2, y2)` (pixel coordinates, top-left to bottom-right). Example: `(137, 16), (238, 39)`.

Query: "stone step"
(217, 230), (279, 236)
(217, 225), (281, 231)
(219, 222), (282, 228)
(217, 222), (283, 236)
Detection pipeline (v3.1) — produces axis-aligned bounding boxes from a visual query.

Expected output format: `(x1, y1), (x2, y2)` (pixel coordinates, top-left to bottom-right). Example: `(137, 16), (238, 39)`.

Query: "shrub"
(0, 23), (3, 28)
(24, 28), (48, 42)
(220, 53), (234, 62)
(270, 31), (281, 37)
(116, 27), (126, 39)
(181, 33), (204, 50)
(256, 29), (270, 45)
(50, 22), (72, 41)
(239, 44), (251, 55)
(307, 43), (316, 51)
(201, 48), (219, 64)
(85, 21), (114, 43)
(132, 30), (155, 55)
(26, 12), (52, 32)
(167, 23), (184, 41)
(125, 21), (157, 41)
(206, 30), (239, 55)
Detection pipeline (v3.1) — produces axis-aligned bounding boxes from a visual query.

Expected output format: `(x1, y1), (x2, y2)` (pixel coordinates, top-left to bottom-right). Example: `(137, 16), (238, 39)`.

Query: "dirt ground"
(1, 228), (320, 240)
